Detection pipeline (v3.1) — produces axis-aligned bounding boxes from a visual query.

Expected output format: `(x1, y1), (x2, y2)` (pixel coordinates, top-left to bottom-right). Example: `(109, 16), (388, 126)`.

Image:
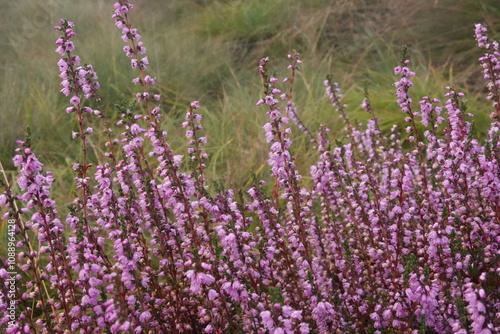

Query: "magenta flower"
(69, 95), (80, 105)
(0, 194), (7, 206)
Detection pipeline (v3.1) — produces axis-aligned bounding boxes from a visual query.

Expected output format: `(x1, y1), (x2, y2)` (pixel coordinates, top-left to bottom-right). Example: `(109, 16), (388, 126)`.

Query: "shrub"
(1, 1), (499, 333)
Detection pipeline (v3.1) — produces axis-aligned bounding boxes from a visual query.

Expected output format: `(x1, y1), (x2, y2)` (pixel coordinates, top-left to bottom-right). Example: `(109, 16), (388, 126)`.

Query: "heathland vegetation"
(1, 0), (499, 192)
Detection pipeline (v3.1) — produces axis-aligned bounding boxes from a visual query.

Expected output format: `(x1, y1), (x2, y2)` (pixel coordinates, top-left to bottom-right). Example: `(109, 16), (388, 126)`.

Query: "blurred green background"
(1, 0), (499, 202)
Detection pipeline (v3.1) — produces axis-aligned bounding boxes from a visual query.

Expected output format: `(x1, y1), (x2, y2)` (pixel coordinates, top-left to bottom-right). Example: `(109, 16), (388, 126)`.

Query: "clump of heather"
(1, 1), (499, 333)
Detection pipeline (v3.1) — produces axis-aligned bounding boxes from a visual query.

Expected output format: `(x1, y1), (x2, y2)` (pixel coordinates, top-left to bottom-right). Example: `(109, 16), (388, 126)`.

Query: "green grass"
(1, 0), (499, 203)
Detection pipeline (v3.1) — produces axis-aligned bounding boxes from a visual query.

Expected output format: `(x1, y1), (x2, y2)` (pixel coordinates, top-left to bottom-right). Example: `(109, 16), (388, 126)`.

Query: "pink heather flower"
(185, 271), (215, 294)
(299, 323), (310, 334)
(139, 311), (151, 323)
(88, 277), (103, 287)
(260, 310), (274, 330)
(57, 59), (68, 71)
(130, 123), (146, 135)
(119, 322), (131, 331)
(173, 155), (183, 165)
(282, 306), (292, 317)
(71, 55), (81, 65)
(143, 75), (155, 84)
(123, 45), (133, 57)
(361, 98), (369, 111)
(270, 142), (281, 152)
(475, 23), (489, 48)
(137, 41), (146, 53)
(64, 40), (75, 51)
(200, 273), (215, 285)
(70, 95), (80, 105)
(55, 46), (65, 55)
(263, 123), (274, 142)
(69, 306), (80, 316)
(265, 95), (277, 105)
(129, 29), (141, 41)
(151, 106), (160, 115)
(77, 68), (87, 77)
(60, 87), (71, 96)
(12, 154), (24, 166)
(208, 289), (219, 300)
(291, 310), (302, 320)
(0, 194), (7, 206)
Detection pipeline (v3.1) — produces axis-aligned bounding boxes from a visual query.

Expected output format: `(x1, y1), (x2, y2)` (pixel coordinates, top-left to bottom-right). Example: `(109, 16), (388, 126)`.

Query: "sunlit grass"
(1, 0), (499, 195)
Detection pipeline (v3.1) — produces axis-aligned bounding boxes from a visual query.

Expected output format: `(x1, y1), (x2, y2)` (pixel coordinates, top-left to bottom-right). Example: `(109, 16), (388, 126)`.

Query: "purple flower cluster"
(55, 20), (100, 112)
(475, 23), (500, 120)
(1, 3), (499, 333)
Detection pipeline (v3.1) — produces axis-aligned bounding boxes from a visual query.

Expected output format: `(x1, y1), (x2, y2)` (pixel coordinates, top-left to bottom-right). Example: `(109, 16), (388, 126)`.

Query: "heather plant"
(1, 1), (500, 333)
